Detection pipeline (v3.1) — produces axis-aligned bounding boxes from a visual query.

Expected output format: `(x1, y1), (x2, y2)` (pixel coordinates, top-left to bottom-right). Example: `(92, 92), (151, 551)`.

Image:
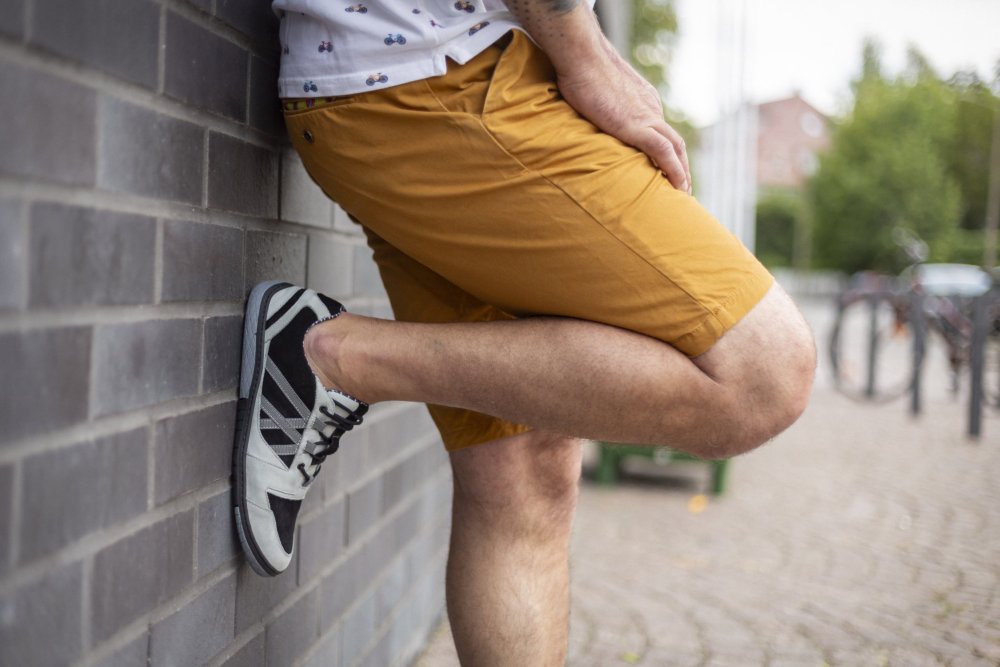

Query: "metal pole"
(866, 294), (879, 399)
(910, 290), (925, 416)
(968, 291), (991, 439)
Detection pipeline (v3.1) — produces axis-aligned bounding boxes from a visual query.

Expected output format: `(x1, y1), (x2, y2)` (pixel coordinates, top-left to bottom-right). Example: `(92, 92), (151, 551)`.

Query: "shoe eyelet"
(303, 129), (314, 143)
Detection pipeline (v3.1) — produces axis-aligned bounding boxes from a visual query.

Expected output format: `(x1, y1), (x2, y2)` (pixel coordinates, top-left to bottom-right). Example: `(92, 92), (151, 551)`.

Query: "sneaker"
(233, 280), (368, 576)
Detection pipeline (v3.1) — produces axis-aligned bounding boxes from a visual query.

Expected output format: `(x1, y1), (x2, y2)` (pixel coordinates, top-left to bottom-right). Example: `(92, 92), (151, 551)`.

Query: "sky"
(668, 0), (1000, 126)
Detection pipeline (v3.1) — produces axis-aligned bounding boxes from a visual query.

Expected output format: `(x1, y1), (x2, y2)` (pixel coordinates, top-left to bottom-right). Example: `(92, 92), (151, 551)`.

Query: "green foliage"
(809, 41), (998, 273)
(756, 190), (805, 268)
(630, 0), (678, 93)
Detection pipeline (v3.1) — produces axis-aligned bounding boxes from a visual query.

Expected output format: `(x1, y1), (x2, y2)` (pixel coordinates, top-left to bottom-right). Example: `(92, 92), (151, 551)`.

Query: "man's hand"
(502, 0), (691, 193)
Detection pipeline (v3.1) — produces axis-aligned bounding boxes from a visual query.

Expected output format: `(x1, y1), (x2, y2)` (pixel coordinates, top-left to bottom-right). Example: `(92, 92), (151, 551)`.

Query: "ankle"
(303, 314), (372, 403)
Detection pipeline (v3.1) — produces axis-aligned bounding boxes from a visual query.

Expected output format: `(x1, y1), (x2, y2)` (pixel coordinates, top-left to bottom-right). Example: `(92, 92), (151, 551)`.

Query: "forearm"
(503, 0), (612, 75)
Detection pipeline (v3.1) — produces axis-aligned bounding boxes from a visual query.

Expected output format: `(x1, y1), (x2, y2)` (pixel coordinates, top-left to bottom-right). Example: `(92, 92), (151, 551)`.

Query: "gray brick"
(320, 548), (364, 627)
(165, 12), (248, 121)
(92, 633), (149, 667)
(153, 401), (235, 504)
(216, 0), (279, 42)
(92, 319), (201, 417)
(340, 591), (376, 667)
(244, 229), (307, 290)
(203, 315), (243, 393)
(347, 475), (382, 545)
(0, 0), (24, 37)
(151, 573), (236, 667)
(307, 234), (354, 299)
(382, 450), (423, 515)
(162, 220), (243, 303)
(221, 633), (265, 667)
(377, 555), (409, 619)
(29, 203), (155, 307)
(352, 244), (386, 298)
(249, 55), (283, 137)
(91, 511), (194, 642)
(266, 590), (319, 667)
(0, 199), (27, 310)
(0, 327), (90, 445)
(32, 0), (159, 88)
(198, 489), (239, 575)
(0, 465), (11, 572)
(281, 150), (333, 229)
(298, 496), (346, 584)
(208, 133), (279, 217)
(235, 557), (299, 633)
(20, 428), (148, 561)
(303, 627), (341, 667)
(0, 562), (83, 665)
(185, 0), (212, 12)
(98, 97), (203, 204)
(0, 62), (96, 186)
(332, 203), (363, 235)
(329, 427), (369, 497)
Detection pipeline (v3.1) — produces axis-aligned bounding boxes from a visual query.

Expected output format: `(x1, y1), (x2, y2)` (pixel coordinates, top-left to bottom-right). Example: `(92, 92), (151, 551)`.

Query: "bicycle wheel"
(829, 293), (916, 402)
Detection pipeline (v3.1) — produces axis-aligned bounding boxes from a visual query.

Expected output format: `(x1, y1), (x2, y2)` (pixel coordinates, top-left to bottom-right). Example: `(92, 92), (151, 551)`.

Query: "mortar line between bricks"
(81, 557), (93, 654)
(0, 477), (231, 597)
(0, 301), (242, 335)
(8, 462), (23, 573)
(157, 3), (167, 95)
(0, 390), (236, 465)
(0, 41), (284, 150)
(153, 219), (164, 305)
(201, 130), (211, 209)
(76, 564), (238, 667)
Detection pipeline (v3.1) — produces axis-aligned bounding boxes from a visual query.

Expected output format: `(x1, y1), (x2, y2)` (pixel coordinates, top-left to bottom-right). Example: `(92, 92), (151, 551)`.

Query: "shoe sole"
(232, 280), (292, 577)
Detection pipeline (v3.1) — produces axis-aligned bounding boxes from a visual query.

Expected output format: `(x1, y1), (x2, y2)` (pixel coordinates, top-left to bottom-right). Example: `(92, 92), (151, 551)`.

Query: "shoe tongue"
(313, 377), (367, 415)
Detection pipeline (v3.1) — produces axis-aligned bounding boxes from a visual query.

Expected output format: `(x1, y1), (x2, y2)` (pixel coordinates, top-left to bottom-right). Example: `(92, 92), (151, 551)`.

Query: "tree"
(810, 42), (972, 273)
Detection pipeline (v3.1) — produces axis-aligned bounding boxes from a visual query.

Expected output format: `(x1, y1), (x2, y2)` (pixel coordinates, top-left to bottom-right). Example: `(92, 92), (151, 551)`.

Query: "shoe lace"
(297, 399), (364, 487)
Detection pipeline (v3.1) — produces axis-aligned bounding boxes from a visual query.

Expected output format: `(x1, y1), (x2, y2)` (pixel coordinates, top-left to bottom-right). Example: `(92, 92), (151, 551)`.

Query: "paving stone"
(0, 326), (91, 445)
(165, 11), (247, 121)
(20, 427), (148, 561)
(161, 220), (244, 303)
(243, 229), (307, 291)
(266, 590), (319, 667)
(91, 633), (149, 667)
(0, 562), (83, 666)
(203, 315), (243, 393)
(91, 319), (201, 417)
(98, 97), (203, 204)
(208, 133), (279, 218)
(0, 0), (23, 37)
(0, 199), (26, 310)
(29, 203), (155, 307)
(198, 489), (240, 575)
(31, 0), (159, 88)
(91, 511), (194, 642)
(0, 62), (97, 186)
(220, 632), (265, 667)
(153, 401), (235, 504)
(298, 496), (346, 584)
(150, 573), (236, 667)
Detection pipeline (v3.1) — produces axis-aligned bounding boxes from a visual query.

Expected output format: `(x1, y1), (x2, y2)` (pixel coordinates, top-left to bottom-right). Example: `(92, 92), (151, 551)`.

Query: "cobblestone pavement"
(416, 299), (1000, 667)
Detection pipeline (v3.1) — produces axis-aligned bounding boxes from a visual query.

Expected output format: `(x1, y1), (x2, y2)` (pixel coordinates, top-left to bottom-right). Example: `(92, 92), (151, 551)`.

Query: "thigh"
(284, 31), (772, 357)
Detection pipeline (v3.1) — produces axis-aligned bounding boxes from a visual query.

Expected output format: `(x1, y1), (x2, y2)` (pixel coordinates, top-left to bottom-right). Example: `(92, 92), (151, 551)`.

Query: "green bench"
(595, 442), (730, 496)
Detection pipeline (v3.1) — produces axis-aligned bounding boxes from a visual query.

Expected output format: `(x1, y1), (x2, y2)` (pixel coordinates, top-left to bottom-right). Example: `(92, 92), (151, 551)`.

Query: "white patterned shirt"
(272, 1), (594, 98)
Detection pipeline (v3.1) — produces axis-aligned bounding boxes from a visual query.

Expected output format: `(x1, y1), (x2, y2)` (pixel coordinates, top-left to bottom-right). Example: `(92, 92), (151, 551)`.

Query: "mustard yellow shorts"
(283, 31), (773, 452)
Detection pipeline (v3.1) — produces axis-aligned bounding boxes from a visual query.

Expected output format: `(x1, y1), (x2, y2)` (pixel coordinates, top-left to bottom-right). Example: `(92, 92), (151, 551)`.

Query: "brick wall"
(0, 2), (452, 665)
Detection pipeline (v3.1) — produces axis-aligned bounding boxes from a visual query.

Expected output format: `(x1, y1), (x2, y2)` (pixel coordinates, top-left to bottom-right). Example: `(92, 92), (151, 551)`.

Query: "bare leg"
(306, 284), (815, 458)
(446, 430), (582, 667)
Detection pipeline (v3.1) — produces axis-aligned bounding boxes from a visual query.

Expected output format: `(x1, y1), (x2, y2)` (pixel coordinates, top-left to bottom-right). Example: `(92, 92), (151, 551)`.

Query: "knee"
(451, 431), (582, 532)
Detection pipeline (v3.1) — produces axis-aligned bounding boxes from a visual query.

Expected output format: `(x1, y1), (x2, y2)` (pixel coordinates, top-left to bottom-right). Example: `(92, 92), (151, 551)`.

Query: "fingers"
(632, 125), (690, 194)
